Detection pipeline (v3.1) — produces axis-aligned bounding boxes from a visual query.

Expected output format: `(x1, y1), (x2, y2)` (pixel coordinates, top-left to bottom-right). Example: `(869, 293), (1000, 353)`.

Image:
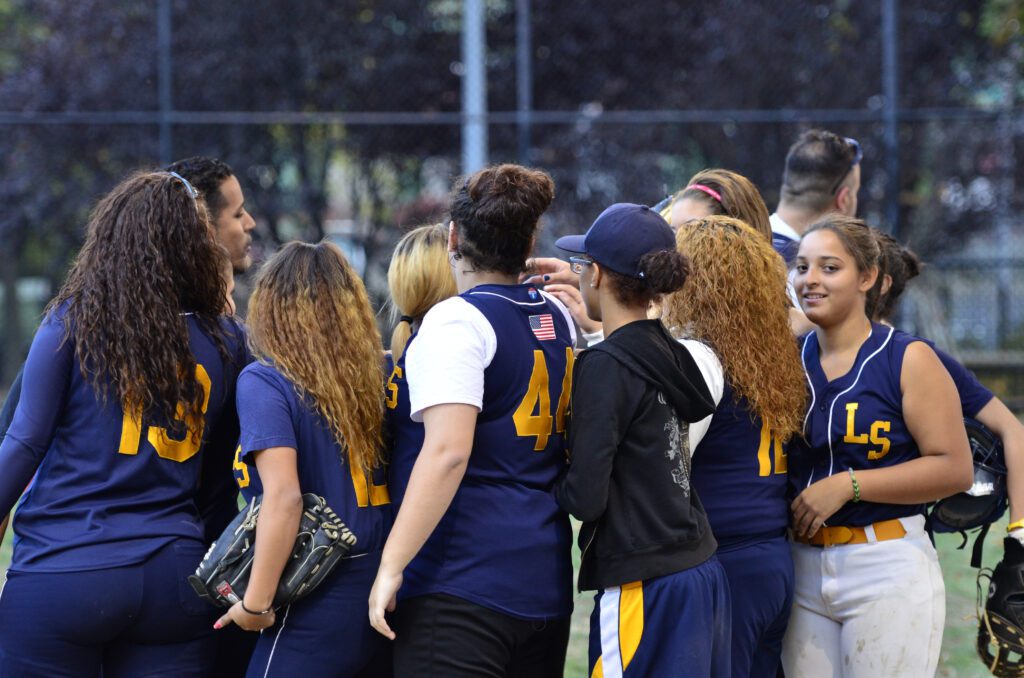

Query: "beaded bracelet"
(848, 468), (861, 503)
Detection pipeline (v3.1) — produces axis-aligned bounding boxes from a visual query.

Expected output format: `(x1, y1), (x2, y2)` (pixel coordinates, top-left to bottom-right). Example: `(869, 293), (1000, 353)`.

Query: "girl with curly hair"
(222, 241), (392, 676)
(0, 171), (246, 676)
(663, 216), (806, 677)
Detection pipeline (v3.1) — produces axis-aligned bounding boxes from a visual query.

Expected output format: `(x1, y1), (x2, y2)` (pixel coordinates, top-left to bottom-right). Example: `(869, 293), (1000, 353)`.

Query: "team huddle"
(0, 131), (1021, 678)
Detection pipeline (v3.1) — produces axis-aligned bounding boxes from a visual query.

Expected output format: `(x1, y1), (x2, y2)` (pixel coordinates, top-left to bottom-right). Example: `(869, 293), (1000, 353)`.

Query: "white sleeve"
(581, 328), (605, 347)
(678, 339), (725, 454)
(538, 290), (578, 346)
(406, 297), (497, 422)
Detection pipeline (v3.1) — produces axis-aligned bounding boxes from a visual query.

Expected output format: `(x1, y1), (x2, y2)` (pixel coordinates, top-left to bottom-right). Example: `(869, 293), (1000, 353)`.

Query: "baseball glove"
(978, 537), (1024, 676)
(188, 493), (357, 609)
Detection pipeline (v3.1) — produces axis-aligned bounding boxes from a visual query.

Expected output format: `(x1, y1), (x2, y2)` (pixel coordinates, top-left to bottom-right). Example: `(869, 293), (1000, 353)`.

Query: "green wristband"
(848, 468), (861, 503)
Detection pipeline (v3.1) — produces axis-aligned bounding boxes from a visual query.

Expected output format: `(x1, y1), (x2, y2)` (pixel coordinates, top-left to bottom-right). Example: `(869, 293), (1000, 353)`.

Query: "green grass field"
(0, 519), (1004, 676)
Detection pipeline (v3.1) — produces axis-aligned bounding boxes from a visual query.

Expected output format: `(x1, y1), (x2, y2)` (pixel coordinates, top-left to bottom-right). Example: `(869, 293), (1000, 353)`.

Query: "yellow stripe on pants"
(619, 581), (644, 671)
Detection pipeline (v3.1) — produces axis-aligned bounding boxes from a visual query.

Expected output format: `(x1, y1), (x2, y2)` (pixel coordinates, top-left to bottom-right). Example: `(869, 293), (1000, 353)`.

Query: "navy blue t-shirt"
(692, 381), (789, 547)
(788, 324), (927, 526)
(0, 309), (246, 572)
(236, 362), (392, 556)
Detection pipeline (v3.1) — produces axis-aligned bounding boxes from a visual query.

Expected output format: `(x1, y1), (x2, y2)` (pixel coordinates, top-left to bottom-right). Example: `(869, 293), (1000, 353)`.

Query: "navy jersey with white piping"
(236, 362), (392, 556)
(691, 381), (788, 546)
(788, 323), (925, 526)
(0, 308), (246, 573)
(384, 341), (420, 509)
(400, 284), (575, 620)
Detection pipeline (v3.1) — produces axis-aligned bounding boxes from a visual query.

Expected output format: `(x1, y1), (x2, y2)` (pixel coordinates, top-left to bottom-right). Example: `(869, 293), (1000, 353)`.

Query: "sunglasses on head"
(830, 137), (863, 195)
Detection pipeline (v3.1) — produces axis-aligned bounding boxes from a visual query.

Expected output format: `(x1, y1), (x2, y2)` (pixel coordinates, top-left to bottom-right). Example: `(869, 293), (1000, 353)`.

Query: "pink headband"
(685, 183), (723, 204)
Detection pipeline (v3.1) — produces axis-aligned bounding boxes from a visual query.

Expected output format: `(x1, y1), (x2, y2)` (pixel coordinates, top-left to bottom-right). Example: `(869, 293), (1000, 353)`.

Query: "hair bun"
(638, 249), (690, 294)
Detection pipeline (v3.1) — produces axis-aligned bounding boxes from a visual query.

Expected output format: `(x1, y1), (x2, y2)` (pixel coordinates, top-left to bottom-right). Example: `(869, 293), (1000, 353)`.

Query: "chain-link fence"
(2, 0), (1023, 401)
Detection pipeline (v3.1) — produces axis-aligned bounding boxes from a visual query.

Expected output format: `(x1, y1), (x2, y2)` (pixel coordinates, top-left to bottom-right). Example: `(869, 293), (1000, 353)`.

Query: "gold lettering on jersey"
(555, 347), (575, 434)
(867, 421), (892, 460)
(385, 365), (403, 410)
(757, 425), (787, 476)
(773, 435), (787, 474)
(513, 350), (553, 451)
(349, 451), (391, 507)
(233, 445), (250, 488)
(148, 365), (212, 462)
(117, 364), (211, 463)
(843, 402), (892, 461)
(843, 403), (869, 444)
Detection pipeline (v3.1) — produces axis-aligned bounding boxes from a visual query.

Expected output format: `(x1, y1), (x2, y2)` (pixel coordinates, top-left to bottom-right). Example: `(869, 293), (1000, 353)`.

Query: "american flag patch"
(529, 314), (556, 340)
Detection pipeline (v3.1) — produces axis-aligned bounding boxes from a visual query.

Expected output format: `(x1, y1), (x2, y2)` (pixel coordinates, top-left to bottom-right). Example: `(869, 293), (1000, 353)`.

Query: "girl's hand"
(522, 257), (578, 287)
(791, 472), (855, 538)
(544, 283), (601, 335)
(368, 565), (403, 640)
(214, 601), (277, 632)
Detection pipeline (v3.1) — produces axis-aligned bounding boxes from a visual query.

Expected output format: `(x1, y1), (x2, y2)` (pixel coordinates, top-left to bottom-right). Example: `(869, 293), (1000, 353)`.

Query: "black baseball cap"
(555, 203), (675, 278)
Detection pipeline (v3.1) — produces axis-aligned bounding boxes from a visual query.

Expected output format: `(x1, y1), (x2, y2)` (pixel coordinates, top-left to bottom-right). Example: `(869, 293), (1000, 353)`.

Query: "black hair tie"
(400, 315), (414, 324)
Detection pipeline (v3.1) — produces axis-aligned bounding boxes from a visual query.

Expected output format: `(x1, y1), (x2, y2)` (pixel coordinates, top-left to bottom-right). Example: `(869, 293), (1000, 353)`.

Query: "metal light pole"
(462, 0), (488, 174)
(516, 0), (532, 164)
(157, 0), (173, 164)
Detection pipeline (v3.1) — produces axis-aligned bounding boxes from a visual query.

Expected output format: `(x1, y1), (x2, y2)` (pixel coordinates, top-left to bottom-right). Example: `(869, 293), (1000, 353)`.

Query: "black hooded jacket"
(557, 320), (718, 590)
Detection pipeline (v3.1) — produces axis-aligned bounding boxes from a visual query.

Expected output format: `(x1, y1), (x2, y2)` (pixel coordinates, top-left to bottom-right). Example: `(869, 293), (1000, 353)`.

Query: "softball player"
(0, 172), (246, 677)
(663, 216), (806, 678)
(556, 204), (729, 677)
(663, 168), (774, 243)
(368, 164), (576, 677)
(384, 223), (457, 507)
(782, 215), (973, 677)
(222, 241), (393, 677)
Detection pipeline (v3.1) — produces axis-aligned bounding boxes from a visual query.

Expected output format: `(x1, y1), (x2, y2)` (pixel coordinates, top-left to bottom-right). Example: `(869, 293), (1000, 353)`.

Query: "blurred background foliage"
(1, 0), (1024, 398)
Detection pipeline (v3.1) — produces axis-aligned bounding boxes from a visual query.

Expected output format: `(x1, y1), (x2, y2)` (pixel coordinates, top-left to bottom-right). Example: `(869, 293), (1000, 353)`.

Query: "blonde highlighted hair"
(247, 241), (385, 471)
(664, 168), (773, 243)
(387, 223), (458, 362)
(663, 216), (806, 440)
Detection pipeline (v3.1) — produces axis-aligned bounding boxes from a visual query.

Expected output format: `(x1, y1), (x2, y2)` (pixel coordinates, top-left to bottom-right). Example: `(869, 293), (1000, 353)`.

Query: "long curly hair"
(387, 223), (457, 362)
(663, 216), (806, 440)
(247, 241), (385, 471)
(47, 171), (229, 435)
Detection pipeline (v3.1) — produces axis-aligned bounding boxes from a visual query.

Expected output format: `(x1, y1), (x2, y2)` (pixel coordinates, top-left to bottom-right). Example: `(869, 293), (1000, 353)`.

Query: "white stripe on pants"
(781, 515), (944, 677)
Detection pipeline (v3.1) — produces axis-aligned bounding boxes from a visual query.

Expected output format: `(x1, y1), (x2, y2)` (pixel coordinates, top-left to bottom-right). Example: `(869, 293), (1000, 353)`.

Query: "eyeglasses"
(568, 256), (593, 275)
(830, 137), (863, 195)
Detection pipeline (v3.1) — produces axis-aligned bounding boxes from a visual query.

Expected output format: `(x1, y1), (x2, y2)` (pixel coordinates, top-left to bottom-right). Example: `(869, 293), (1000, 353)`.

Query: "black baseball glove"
(188, 493), (357, 609)
(978, 537), (1024, 676)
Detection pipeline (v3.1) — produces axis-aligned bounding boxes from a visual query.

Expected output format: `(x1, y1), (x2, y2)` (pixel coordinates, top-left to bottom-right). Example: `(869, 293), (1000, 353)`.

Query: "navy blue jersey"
(930, 343), (994, 418)
(772, 232), (798, 267)
(236, 362), (392, 556)
(789, 324), (925, 526)
(0, 309), (245, 572)
(401, 284), (575, 620)
(384, 341), (420, 509)
(691, 381), (788, 546)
